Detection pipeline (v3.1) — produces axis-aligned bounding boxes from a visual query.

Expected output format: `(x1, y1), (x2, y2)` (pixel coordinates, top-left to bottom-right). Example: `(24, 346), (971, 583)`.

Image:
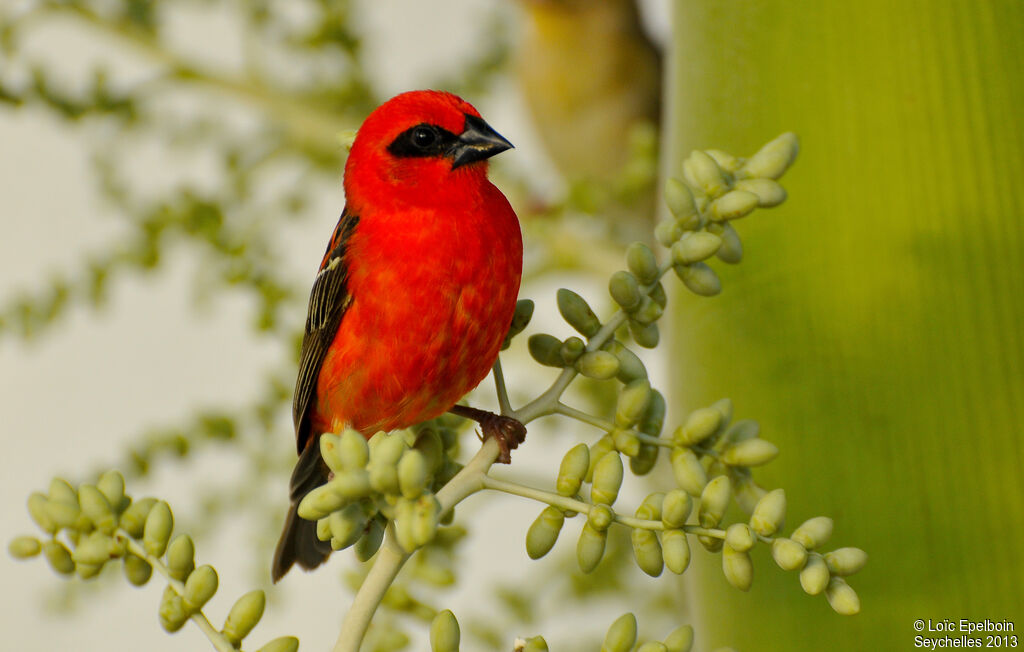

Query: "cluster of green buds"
(518, 397), (863, 615)
(656, 132), (799, 296)
(9, 471), (296, 652)
(299, 425), (463, 556)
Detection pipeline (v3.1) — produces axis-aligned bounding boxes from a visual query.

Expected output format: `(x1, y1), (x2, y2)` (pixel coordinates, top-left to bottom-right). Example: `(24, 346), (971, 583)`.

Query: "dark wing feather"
(292, 208), (359, 454)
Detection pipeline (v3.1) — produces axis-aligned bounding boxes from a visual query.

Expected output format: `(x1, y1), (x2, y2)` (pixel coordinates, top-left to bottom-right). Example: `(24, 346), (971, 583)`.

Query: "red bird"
(272, 91), (524, 581)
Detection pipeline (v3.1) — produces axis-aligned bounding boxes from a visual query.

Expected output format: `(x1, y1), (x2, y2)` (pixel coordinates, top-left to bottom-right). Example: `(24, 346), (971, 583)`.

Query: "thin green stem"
(492, 358), (513, 416)
(331, 438), (498, 652)
(480, 475), (726, 538)
(119, 534), (235, 652)
(555, 402), (614, 430)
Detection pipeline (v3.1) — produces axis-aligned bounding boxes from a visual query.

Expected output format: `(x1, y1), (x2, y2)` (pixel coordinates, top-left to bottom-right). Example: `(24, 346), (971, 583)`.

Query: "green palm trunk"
(667, 2), (1024, 649)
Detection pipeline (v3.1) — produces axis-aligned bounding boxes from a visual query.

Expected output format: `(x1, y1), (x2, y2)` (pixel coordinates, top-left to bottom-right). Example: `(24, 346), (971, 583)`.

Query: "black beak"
(449, 113), (514, 169)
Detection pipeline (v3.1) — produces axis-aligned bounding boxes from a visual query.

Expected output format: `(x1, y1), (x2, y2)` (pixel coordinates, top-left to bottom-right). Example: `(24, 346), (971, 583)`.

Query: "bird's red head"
(343, 90), (513, 212)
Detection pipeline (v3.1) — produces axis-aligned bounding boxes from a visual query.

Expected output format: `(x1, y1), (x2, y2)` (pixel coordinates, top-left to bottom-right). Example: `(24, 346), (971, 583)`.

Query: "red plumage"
(272, 90), (522, 581)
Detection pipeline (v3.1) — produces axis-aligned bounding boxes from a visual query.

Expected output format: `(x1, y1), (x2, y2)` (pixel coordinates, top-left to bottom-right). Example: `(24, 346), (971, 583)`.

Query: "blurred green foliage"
(669, 2), (1024, 650)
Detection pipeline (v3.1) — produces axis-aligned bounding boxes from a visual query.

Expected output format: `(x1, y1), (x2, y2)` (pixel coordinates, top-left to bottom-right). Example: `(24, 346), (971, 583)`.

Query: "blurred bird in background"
(513, 0), (663, 228)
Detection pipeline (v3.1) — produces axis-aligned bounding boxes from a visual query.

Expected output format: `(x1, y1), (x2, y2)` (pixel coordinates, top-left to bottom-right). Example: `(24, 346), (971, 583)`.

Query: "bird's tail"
(271, 443), (332, 582)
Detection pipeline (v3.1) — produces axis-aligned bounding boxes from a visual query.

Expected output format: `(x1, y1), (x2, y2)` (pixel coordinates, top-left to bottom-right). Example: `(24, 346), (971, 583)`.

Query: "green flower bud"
(662, 490), (692, 528)
(609, 271), (642, 311)
(394, 498), (417, 553)
(223, 590), (266, 646)
(635, 492), (665, 521)
(586, 436), (616, 483)
(159, 586), (190, 632)
(97, 471), (125, 512)
(412, 495), (441, 547)
(675, 407), (722, 446)
(662, 529), (691, 574)
(799, 552), (829, 595)
(740, 132), (799, 180)
(709, 190), (759, 222)
(557, 288), (601, 337)
(725, 523), (755, 552)
(319, 433), (345, 472)
(639, 390), (666, 437)
(414, 429), (444, 474)
(591, 452), (624, 505)
(576, 350), (620, 379)
(638, 643), (669, 652)
(8, 535), (41, 559)
(628, 320), (660, 348)
(26, 493), (58, 535)
(649, 281), (667, 307)
(684, 150), (728, 197)
(771, 537), (808, 571)
(626, 242), (659, 284)
(576, 522), (607, 573)
(722, 439), (779, 467)
(430, 609), (460, 652)
(663, 624), (695, 652)
(526, 506), (565, 559)
(605, 340), (647, 383)
(654, 218), (685, 247)
(674, 262), (721, 297)
(723, 419), (759, 443)
(316, 516), (332, 542)
(824, 547), (868, 576)
(629, 297), (663, 328)
(528, 334), (565, 367)
(722, 545), (753, 591)
(612, 428), (641, 458)
(708, 222), (743, 264)
(78, 485), (115, 533)
(670, 449), (707, 496)
(632, 528), (664, 577)
(48, 478), (78, 506)
(123, 553), (152, 586)
(588, 504), (615, 532)
(183, 565), (218, 610)
(671, 232), (722, 265)
(339, 429), (371, 470)
(560, 336), (585, 365)
(556, 444), (590, 497)
(734, 478), (768, 515)
(120, 497), (157, 538)
(629, 444), (659, 476)
(698, 476), (731, 528)
(44, 499), (80, 530)
(791, 516), (833, 550)
(298, 484), (347, 521)
(601, 613), (638, 652)
(72, 531), (114, 566)
(76, 562), (104, 579)
(329, 502), (371, 550)
(257, 636), (300, 652)
(705, 149), (741, 173)
(369, 462), (400, 495)
(42, 540), (74, 575)
(503, 299), (535, 349)
(664, 177), (696, 219)
(398, 449), (430, 499)
(371, 432), (407, 465)
(143, 501), (174, 557)
(522, 636), (549, 652)
(355, 516), (386, 562)
(825, 577), (861, 615)
(166, 534), (195, 582)
(750, 489), (786, 537)
(734, 178), (786, 207)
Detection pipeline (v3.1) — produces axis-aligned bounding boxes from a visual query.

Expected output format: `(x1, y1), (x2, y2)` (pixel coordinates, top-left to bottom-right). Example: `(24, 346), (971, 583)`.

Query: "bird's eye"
(412, 126), (438, 149)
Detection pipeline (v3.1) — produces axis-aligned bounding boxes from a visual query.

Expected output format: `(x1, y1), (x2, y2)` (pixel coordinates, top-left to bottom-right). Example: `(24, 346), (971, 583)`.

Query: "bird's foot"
(449, 405), (527, 464)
